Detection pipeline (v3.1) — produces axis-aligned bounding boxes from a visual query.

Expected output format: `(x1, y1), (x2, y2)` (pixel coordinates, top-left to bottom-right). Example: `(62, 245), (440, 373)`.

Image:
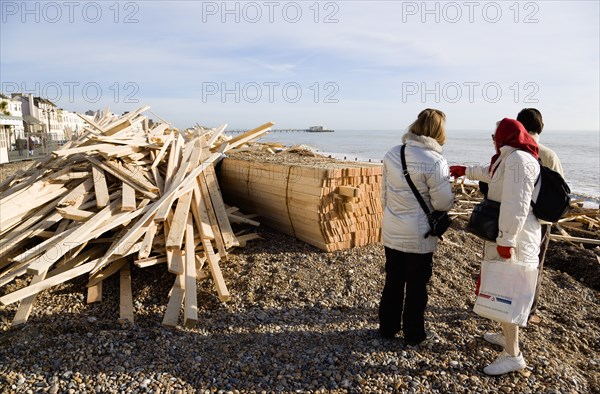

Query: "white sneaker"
(483, 332), (506, 347)
(483, 351), (526, 375)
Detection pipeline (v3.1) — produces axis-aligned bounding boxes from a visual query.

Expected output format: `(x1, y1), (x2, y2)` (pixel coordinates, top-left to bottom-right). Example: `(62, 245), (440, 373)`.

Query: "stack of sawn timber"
(0, 106), (274, 328)
(218, 158), (383, 252)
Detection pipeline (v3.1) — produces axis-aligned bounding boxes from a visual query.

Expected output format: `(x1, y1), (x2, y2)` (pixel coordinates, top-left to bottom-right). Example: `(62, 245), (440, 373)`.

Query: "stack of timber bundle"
(218, 158), (383, 252)
(0, 106), (273, 328)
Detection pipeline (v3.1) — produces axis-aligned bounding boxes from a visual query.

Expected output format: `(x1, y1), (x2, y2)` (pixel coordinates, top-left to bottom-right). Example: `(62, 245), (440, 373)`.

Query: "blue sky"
(1, 0), (599, 131)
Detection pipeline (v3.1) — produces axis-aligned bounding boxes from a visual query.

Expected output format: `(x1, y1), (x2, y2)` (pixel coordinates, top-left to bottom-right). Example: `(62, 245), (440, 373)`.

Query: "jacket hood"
(402, 132), (443, 154)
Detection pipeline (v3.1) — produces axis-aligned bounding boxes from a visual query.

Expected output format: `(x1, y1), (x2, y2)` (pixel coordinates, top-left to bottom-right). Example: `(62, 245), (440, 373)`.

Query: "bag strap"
(400, 144), (432, 216)
(530, 158), (542, 208)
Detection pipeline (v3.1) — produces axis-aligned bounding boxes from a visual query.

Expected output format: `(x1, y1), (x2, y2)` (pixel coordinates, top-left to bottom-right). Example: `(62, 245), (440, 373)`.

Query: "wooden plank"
(170, 249), (184, 276)
(227, 212), (260, 226)
(0, 197), (63, 255)
(203, 162), (238, 249)
(183, 216), (198, 328)
(51, 143), (118, 157)
(138, 221), (159, 259)
(24, 198), (122, 274)
(338, 186), (360, 198)
(11, 269), (49, 326)
(191, 183), (214, 239)
(77, 112), (106, 133)
(162, 274), (184, 327)
(91, 152), (222, 275)
(207, 123), (227, 147)
(92, 166), (110, 208)
(122, 182), (137, 212)
(202, 238), (230, 301)
(12, 226), (78, 263)
(219, 121), (274, 152)
(87, 258), (128, 287)
(1, 184), (69, 235)
(166, 190), (193, 250)
(87, 282), (103, 303)
(549, 234), (600, 245)
(151, 132), (174, 169)
(57, 207), (95, 221)
(0, 261), (96, 305)
(86, 156), (158, 199)
(155, 138), (202, 222)
(119, 263), (135, 324)
(197, 173), (228, 258)
(163, 135), (180, 192)
(134, 255), (167, 268)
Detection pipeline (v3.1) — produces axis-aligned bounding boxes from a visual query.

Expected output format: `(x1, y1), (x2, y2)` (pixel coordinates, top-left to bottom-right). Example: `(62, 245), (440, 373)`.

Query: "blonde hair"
(408, 108), (446, 145)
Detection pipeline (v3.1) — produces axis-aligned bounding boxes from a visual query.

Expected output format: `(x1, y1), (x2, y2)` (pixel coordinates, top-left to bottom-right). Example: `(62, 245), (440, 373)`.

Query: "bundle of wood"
(450, 180), (600, 247)
(0, 106), (274, 328)
(218, 158), (383, 252)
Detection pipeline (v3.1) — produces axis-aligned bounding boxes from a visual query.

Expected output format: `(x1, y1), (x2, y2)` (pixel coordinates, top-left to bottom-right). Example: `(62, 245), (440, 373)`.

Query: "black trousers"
(378, 247), (433, 343)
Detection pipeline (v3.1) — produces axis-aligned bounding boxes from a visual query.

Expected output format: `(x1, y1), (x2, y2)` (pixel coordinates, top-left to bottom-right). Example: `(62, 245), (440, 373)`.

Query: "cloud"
(1, 0), (597, 130)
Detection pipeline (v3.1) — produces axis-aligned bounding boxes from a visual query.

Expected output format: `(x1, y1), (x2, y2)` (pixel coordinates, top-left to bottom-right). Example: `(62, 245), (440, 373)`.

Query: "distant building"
(0, 93), (25, 138)
(59, 109), (85, 140)
(0, 93), (26, 162)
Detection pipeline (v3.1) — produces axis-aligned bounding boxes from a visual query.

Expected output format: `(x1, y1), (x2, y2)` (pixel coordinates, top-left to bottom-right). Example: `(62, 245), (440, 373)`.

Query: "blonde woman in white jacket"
(450, 118), (541, 375)
(379, 109), (454, 346)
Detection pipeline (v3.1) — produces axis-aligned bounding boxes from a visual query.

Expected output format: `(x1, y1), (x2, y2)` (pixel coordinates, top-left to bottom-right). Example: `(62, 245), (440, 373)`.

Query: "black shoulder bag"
(400, 144), (452, 240)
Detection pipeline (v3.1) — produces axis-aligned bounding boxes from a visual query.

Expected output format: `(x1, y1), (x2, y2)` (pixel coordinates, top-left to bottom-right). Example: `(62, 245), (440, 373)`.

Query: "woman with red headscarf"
(450, 118), (541, 375)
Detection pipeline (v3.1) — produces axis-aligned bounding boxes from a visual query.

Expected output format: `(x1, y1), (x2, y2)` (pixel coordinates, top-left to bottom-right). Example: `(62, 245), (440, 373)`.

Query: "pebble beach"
(1, 216), (598, 393)
(1, 154), (599, 393)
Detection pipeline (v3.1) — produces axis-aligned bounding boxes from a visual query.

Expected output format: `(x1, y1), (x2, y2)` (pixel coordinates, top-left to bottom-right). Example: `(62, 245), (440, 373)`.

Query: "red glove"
(449, 165), (466, 178)
(497, 245), (512, 259)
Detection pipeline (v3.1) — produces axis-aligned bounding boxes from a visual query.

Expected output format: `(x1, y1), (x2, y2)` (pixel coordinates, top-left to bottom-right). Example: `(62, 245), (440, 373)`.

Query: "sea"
(256, 129), (600, 206)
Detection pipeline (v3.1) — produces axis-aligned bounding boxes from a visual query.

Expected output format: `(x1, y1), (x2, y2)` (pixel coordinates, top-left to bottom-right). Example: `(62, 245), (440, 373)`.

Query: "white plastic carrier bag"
(473, 259), (538, 327)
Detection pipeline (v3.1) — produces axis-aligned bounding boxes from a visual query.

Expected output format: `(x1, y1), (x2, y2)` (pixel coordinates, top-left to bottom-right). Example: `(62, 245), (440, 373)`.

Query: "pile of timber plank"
(0, 106), (273, 328)
(218, 158), (383, 252)
(450, 180), (600, 247)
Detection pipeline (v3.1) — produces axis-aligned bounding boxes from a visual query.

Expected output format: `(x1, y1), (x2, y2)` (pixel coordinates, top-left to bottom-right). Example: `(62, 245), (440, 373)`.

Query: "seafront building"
(0, 93), (87, 163)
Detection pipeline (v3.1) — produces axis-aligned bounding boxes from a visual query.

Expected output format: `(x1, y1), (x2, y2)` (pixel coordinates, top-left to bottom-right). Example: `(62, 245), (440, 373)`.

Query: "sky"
(1, 0), (599, 131)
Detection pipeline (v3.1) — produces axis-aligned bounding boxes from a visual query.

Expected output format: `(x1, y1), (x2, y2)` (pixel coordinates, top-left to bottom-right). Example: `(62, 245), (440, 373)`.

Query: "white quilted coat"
(382, 132), (454, 254)
(466, 146), (542, 264)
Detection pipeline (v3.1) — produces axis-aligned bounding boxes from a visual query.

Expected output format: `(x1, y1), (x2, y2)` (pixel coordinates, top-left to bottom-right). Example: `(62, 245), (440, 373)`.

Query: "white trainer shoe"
(483, 351), (527, 375)
(483, 332), (506, 347)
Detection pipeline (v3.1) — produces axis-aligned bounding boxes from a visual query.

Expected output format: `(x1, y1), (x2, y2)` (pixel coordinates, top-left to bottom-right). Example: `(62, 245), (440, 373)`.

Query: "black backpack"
(531, 163), (571, 222)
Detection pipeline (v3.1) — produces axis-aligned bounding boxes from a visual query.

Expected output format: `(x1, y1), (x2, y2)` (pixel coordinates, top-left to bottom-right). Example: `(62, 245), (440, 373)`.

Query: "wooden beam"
(549, 234), (600, 245)
(118, 263), (134, 324)
(202, 239), (230, 302)
(166, 190), (193, 250)
(218, 121), (274, 152)
(87, 282), (103, 303)
(87, 258), (128, 288)
(183, 216), (198, 328)
(0, 261), (96, 305)
(169, 249), (184, 276)
(86, 156), (159, 199)
(162, 274), (184, 327)
(338, 186), (360, 198)
(11, 269), (49, 326)
(138, 221), (159, 259)
(122, 182), (137, 212)
(92, 166), (110, 208)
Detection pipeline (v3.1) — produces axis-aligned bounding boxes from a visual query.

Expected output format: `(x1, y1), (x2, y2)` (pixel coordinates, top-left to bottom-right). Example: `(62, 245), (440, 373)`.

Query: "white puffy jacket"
(382, 132), (454, 254)
(466, 146), (542, 265)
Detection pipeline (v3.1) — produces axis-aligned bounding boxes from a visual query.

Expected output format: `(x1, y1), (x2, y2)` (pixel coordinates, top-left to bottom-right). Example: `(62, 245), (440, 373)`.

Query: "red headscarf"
(490, 118), (539, 174)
